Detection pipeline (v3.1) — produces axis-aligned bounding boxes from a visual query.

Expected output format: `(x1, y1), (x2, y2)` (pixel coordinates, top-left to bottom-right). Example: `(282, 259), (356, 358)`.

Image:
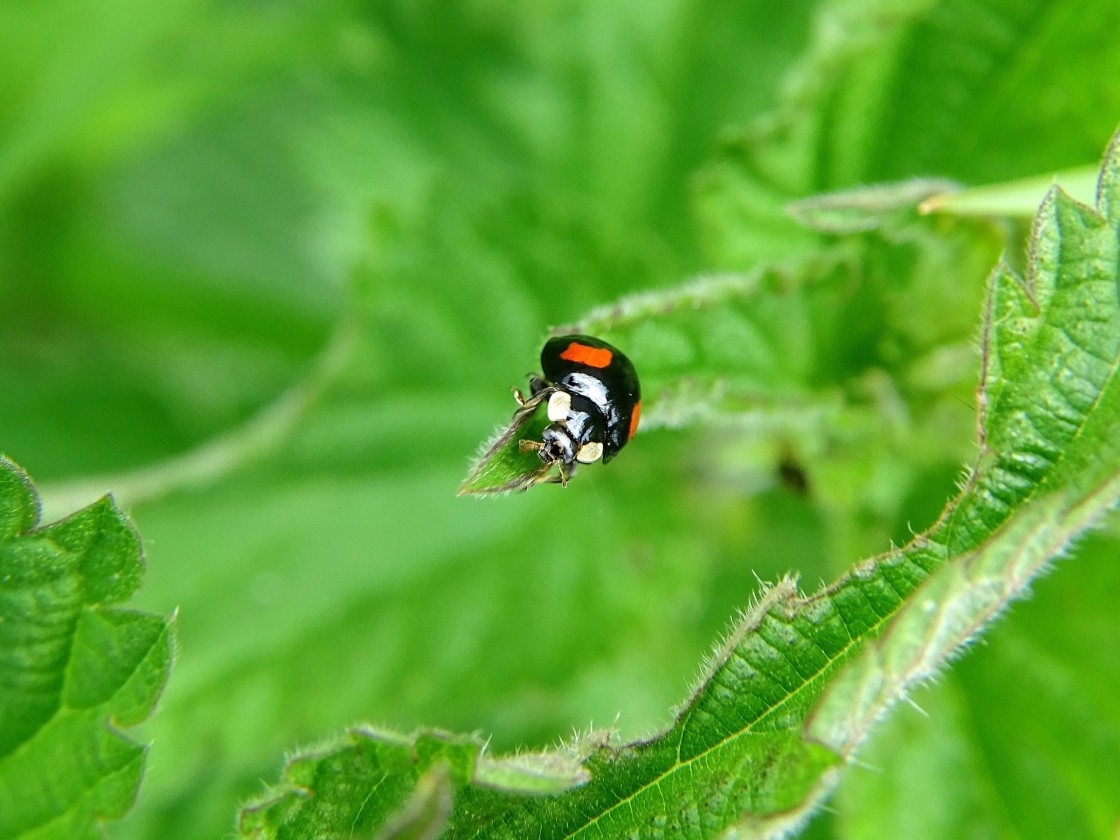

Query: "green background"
(2, 1), (1118, 837)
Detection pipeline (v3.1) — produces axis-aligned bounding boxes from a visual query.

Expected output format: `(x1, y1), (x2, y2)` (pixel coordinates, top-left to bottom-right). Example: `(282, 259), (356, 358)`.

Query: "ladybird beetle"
(514, 334), (641, 485)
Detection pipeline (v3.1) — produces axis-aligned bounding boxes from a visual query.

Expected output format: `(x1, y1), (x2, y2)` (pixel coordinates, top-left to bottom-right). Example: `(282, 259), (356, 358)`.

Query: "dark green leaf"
(0, 456), (172, 839)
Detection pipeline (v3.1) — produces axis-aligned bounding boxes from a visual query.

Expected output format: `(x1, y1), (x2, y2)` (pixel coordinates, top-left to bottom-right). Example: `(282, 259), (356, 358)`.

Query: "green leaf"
(695, 0), (1120, 270)
(458, 233), (980, 501)
(236, 128), (1120, 839)
(8, 2), (1120, 837)
(833, 531), (1120, 840)
(459, 214), (994, 536)
(458, 401), (554, 495)
(790, 132), (1120, 830)
(239, 727), (590, 838)
(0, 456), (172, 840)
(0, 464), (37, 538)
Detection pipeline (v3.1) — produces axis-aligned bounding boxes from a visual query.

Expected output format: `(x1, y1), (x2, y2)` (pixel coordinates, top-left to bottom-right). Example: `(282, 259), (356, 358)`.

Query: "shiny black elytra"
(516, 334), (641, 485)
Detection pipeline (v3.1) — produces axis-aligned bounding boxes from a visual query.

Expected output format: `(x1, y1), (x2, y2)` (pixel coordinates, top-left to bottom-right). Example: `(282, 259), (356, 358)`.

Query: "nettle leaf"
(0, 456), (172, 840)
(458, 401), (552, 495)
(459, 260), (873, 496)
(461, 236), (986, 503)
(239, 727), (591, 837)
(241, 131), (1120, 838)
(458, 263), (846, 495)
(792, 130), (1120, 826)
(463, 174), (998, 502)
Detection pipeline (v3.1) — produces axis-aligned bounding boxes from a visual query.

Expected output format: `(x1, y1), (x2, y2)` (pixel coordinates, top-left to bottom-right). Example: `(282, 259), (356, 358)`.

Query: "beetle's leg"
(528, 374), (549, 397)
(518, 442), (575, 487)
(511, 383), (555, 422)
(534, 469), (570, 487)
(512, 374), (549, 407)
(556, 461), (577, 487)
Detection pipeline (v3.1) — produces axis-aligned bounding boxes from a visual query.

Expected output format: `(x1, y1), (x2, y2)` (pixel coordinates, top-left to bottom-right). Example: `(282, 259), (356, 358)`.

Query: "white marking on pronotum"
(547, 390), (572, 422)
(576, 441), (603, 464)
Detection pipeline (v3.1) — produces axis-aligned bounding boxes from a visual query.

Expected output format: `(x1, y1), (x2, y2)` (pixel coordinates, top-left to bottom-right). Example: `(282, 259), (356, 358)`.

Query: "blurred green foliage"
(1, 0), (1118, 837)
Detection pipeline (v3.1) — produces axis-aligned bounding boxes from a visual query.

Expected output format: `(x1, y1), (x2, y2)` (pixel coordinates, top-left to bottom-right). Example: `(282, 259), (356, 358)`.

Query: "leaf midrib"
(561, 565), (920, 839)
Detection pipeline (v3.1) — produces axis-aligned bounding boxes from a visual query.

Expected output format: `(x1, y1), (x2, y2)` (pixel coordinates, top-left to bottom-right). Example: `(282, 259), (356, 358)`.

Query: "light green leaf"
(460, 208), (993, 521)
(7, 2), (1120, 838)
(239, 727), (589, 838)
(696, 0), (1120, 270)
(833, 530), (1120, 840)
(0, 456), (172, 840)
(236, 127), (1120, 839)
(458, 401), (553, 495)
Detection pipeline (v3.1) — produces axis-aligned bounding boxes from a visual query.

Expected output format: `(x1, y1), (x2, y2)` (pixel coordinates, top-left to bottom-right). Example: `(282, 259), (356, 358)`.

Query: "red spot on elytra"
(628, 401), (641, 441)
(560, 341), (613, 369)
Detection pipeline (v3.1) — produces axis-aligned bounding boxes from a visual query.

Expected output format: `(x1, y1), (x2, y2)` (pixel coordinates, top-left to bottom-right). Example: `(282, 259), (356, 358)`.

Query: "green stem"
(919, 166), (1098, 217)
(39, 318), (358, 520)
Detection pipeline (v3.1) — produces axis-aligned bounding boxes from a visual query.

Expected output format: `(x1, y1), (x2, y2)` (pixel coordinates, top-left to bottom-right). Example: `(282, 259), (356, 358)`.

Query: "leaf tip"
(474, 749), (592, 794)
(1096, 123), (1120, 225)
(459, 404), (557, 496)
(0, 453), (42, 536)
